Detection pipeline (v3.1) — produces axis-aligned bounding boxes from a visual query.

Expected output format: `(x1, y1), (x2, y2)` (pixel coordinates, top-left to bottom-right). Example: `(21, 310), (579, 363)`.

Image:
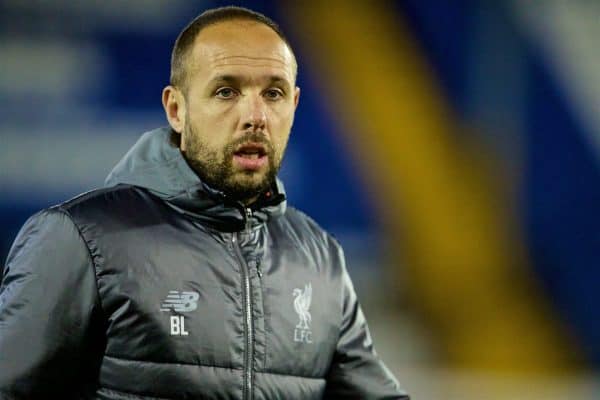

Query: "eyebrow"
(209, 75), (239, 86)
(208, 74), (292, 89)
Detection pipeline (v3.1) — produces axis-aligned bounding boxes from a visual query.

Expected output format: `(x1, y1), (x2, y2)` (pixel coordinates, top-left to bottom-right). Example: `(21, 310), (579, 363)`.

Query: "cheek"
(269, 109), (294, 145)
(188, 95), (238, 130)
(188, 111), (233, 152)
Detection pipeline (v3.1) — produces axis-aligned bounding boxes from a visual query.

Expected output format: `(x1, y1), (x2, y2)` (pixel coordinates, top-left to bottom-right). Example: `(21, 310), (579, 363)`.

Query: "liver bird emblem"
(293, 283), (312, 330)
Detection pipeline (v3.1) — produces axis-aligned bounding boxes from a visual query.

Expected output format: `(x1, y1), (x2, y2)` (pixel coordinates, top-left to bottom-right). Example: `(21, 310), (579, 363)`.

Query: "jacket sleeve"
(0, 209), (103, 399)
(324, 245), (410, 399)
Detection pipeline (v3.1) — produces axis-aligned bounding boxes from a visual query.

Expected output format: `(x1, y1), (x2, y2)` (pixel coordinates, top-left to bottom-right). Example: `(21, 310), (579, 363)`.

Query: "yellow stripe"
(286, 1), (575, 372)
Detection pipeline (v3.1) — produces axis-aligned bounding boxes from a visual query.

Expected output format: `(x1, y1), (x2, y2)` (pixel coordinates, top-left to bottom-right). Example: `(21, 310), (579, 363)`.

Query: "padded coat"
(0, 127), (409, 399)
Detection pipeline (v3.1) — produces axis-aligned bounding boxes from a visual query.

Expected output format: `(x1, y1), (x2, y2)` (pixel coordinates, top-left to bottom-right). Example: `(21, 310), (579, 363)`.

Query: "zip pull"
(245, 207), (252, 231)
(256, 259), (262, 279)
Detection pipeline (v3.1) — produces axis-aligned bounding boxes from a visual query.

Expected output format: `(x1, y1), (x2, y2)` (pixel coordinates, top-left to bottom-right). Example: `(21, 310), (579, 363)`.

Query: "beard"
(181, 123), (281, 202)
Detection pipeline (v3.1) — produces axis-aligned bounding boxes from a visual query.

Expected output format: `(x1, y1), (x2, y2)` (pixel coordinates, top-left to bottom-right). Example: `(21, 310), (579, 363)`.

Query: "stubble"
(182, 123), (281, 201)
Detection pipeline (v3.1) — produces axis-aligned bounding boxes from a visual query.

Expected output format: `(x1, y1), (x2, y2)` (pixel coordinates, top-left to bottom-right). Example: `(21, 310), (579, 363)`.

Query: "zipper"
(245, 207), (252, 231)
(256, 259), (262, 279)
(233, 209), (254, 400)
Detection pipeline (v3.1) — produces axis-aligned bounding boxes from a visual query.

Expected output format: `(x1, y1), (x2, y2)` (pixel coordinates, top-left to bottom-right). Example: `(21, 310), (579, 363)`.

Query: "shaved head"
(170, 6), (297, 92)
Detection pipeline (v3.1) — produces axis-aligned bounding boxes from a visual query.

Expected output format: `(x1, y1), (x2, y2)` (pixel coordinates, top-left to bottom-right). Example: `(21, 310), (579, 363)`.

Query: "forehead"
(189, 20), (296, 82)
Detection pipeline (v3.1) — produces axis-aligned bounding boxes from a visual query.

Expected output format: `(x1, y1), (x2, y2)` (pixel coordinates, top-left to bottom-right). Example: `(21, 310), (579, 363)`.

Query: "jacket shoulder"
(55, 184), (157, 220)
(278, 206), (345, 260)
(283, 205), (335, 236)
(56, 184), (144, 212)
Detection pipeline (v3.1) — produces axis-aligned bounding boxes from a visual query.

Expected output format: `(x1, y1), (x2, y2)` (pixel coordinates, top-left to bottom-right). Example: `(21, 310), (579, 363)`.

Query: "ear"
(162, 85), (186, 133)
(293, 86), (300, 109)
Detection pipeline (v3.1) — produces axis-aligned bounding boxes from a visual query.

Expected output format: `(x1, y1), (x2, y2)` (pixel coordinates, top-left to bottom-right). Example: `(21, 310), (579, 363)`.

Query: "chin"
(236, 175), (267, 191)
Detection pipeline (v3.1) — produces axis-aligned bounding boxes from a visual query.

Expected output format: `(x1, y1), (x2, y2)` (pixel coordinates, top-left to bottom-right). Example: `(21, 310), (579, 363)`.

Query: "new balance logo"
(160, 290), (199, 336)
(160, 291), (199, 312)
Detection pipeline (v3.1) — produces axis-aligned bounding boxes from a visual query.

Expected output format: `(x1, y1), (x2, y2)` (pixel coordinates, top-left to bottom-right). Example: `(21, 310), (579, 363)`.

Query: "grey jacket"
(0, 127), (409, 399)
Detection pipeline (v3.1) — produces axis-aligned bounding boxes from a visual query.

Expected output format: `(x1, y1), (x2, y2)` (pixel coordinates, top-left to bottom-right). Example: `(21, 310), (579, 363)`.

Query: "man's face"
(179, 20), (299, 202)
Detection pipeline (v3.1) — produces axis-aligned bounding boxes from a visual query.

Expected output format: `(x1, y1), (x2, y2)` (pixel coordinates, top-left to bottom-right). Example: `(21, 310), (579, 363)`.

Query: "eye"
(215, 87), (237, 99)
(264, 88), (284, 100)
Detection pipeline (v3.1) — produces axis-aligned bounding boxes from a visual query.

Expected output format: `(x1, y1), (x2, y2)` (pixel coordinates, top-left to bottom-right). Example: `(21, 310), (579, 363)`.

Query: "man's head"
(162, 6), (300, 204)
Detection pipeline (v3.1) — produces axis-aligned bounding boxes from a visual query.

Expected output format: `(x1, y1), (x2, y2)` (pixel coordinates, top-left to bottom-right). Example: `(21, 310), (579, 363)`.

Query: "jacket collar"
(105, 127), (287, 231)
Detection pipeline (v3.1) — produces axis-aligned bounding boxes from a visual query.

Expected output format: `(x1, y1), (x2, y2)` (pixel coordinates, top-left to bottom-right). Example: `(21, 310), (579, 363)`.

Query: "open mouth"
(234, 143), (267, 159)
(232, 142), (269, 171)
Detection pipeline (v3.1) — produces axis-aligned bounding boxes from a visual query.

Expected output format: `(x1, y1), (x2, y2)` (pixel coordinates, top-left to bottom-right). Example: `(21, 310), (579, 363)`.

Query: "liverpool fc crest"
(293, 283), (313, 343)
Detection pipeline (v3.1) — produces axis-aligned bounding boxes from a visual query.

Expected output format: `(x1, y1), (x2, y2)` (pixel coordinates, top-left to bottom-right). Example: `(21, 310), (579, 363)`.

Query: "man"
(0, 6), (409, 399)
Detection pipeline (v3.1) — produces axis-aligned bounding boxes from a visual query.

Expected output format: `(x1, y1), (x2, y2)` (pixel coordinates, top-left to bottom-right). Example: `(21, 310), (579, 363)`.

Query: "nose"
(241, 94), (267, 133)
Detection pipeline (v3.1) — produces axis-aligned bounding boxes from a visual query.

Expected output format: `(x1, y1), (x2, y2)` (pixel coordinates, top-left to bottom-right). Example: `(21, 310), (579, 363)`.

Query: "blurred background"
(1, 0), (599, 398)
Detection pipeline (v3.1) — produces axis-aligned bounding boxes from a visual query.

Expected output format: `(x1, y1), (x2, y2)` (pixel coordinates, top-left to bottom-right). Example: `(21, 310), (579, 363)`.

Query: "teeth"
(238, 153), (259, 159)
